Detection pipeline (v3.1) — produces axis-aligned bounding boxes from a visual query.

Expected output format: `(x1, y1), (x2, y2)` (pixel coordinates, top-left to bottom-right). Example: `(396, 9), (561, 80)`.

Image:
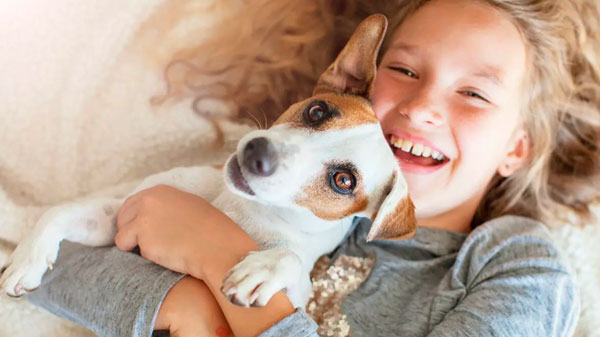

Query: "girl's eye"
(388, 66), (419, 79)
(329, 169), (356, 195)
(460, 90), (490, 103)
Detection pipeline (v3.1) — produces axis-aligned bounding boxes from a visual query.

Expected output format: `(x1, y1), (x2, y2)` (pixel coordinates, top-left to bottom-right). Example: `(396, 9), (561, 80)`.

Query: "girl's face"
(373, 0), (530, 230)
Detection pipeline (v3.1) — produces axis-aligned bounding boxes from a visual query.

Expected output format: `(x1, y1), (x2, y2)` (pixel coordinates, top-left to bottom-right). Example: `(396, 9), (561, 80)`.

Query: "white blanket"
(0, 1), (598, 336)
(0, 1), (250, 335)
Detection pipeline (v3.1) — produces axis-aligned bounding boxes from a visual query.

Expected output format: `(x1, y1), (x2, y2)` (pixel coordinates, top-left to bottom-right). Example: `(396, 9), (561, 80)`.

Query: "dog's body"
(1, 15), (416, 308)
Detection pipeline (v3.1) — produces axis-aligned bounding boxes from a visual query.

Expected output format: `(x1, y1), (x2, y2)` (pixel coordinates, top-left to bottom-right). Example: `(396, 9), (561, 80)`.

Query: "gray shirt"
(28, 215), (579, 337)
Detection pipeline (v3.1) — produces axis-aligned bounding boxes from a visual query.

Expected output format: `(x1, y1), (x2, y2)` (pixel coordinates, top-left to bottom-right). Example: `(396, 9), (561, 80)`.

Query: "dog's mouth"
(226, 155), (255, 196)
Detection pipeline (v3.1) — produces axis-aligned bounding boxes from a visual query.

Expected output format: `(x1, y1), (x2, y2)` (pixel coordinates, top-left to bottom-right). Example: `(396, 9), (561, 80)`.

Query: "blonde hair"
(157, 0), (600, 227)
(475, 0), (600, 227)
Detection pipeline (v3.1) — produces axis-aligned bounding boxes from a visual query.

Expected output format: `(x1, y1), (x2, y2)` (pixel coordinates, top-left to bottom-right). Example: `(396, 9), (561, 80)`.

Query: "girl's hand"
(114, 184), (258, 279)
(154, 276), (232, 337)
(116, 185), (295, 337)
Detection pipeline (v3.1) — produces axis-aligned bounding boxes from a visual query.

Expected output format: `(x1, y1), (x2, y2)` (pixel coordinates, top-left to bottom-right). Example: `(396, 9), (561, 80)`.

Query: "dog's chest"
(209, 185), (353, 267)
(210, 191), (293, 249)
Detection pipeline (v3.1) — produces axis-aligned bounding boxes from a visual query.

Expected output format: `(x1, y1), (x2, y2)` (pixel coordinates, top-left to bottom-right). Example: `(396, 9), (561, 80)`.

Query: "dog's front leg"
(0, 197), (122, 296)
(221, 247), (307, 308)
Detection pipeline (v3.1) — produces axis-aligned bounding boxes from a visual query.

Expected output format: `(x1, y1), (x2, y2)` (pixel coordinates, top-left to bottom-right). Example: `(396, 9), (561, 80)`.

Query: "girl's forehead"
(385, 0), (527, 92)
(392, 0), (525, 55)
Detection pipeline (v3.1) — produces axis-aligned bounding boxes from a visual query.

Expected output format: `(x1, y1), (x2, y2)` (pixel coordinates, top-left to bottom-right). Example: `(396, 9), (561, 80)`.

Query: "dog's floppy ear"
(367, 168), (416, 241)
(313, 14), (387, 100)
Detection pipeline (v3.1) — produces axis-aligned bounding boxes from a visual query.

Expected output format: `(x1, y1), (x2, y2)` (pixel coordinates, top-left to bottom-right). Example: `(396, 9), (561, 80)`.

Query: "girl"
(26, 0), (599, 336)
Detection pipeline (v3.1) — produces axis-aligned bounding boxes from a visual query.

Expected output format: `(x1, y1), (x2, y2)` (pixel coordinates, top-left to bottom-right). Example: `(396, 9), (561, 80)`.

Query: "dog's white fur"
(0, 114), (405, 308)
(0, 15), (414, 308)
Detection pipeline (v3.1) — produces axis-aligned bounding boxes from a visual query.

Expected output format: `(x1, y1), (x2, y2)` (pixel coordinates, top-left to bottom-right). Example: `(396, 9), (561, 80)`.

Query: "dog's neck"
(217, 187), (349, 231)
(213, 187), (354, 264)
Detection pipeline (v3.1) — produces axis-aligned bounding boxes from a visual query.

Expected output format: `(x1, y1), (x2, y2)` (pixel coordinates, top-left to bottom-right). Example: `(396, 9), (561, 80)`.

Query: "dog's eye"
(304, 101), (330, 126)
(329, 169), (356, 195)
(308, 105), (324, 121)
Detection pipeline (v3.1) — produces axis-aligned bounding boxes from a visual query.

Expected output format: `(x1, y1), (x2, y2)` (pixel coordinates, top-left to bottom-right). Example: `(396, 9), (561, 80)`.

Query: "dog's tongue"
(394, 148), (442, 166)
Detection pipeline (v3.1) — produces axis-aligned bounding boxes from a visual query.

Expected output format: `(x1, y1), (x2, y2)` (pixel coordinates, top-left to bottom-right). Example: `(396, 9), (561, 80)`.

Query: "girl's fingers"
(117, 186), (160, 228)
(116, 199), (140, 229)
(116, 188), (151, 228)
(114, 223), (139, 252)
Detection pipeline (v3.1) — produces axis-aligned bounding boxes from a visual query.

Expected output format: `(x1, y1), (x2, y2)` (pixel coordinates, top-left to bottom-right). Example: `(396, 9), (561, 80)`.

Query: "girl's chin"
(403, 171), (446, 206)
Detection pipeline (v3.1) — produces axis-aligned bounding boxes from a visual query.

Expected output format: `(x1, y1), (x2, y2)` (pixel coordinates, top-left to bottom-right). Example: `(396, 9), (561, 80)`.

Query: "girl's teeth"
(422, 146), (432, 158)
(411, 143), (423, 156)
(401, 140), (412, 152)
(390, 135), (446, 161)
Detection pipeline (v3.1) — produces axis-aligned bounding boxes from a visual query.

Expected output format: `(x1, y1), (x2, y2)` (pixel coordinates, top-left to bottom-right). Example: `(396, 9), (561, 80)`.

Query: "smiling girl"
(25, 0), (600, 336)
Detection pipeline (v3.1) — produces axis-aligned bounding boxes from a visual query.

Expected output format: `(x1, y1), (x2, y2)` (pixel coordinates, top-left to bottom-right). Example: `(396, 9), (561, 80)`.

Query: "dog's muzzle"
(243, 137), (278, 176)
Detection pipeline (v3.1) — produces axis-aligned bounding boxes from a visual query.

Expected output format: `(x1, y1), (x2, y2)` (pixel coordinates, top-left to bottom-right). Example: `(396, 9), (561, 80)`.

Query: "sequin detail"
(307, 255), (374, 337)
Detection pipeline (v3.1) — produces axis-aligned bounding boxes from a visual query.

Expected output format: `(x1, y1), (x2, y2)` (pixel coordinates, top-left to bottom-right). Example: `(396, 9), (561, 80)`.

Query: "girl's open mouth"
(389, 135), (450, 174)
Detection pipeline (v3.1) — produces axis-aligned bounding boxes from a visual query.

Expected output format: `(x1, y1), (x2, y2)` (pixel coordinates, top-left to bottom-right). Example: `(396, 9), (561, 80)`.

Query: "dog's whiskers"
(246, 112), (263, 130)
(261, 107), (269, 130)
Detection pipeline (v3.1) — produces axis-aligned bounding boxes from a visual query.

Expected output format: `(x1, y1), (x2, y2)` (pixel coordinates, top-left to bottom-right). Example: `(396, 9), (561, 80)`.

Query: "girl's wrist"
(198, 242), (256, 287)
(191, 233), (295, 337)
(189, 229), (259, 281)
(201, 258), (295, 337)
(183, 201), (259, 280)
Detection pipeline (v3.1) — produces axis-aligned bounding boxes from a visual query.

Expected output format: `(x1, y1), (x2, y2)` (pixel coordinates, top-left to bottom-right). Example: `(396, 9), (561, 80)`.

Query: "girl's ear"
(498, 129), (530, 177)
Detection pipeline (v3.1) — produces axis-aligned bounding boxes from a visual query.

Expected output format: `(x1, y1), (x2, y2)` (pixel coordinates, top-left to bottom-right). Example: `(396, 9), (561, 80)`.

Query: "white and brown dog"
(0, 15), (415, 308)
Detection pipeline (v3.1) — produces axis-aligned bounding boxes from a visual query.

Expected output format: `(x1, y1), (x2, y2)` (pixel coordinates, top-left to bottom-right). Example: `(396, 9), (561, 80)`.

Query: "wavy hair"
(150, 0), (351, 130)
(155, 0), (600, 227)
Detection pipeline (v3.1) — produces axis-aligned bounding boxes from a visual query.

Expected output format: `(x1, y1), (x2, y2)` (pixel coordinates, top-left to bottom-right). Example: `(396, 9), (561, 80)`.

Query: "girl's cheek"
(373, 75), (411, 117)
(372, 88), (395, 120)
(372, 74), (390, 105)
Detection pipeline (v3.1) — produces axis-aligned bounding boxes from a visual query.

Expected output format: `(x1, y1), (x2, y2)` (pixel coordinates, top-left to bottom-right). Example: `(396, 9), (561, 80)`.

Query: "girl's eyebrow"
(471, 66), (504, 87)
(388, 42), (419, 54)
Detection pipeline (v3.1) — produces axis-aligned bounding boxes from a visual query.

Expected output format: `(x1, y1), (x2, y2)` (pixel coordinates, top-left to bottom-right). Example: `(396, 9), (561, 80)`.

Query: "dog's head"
(224, 15), (416, 241)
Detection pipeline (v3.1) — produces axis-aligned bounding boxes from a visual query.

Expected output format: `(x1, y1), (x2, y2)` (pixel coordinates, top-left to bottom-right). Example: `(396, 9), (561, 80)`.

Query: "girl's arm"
(116, 185), (320, 337)
(27, 241), (320, 337)
(28, 185), (321, 337)
(156, 255), (320, 337)
(27, 241), (186, 337)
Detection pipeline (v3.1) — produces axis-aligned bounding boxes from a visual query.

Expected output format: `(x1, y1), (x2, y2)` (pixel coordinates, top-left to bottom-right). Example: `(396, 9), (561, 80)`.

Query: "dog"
(0, 14), (415, 308)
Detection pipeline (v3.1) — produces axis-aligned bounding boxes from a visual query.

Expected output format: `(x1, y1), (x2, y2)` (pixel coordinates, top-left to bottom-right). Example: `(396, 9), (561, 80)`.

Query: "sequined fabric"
(306, 255), (374, 337)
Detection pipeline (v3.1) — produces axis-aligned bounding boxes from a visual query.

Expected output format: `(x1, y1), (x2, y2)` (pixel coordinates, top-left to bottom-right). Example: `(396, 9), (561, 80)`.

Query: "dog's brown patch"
(296, 166), (368, 221)
(273, 93), (378, 132)
(368, 196), (416, 241)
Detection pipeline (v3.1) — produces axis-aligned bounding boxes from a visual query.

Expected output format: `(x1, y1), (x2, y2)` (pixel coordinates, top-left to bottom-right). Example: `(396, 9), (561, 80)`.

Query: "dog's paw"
(0, 235), (60, 297)
(221, 248), (302, 307)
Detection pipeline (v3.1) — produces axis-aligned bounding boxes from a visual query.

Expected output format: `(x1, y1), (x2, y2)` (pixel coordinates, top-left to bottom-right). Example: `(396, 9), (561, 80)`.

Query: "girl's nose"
(399, 88), (445, 127)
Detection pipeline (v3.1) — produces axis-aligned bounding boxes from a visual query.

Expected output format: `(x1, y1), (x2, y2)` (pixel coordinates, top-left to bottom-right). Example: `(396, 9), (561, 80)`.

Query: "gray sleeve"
(258, 309), (320, 337)
(427, 216), (580, 337)
(27, 241), (185, 337)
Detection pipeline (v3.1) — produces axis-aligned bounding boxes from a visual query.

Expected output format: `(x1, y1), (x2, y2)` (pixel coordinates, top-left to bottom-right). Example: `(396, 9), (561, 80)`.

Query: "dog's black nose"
(243, 137), (278, 176)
